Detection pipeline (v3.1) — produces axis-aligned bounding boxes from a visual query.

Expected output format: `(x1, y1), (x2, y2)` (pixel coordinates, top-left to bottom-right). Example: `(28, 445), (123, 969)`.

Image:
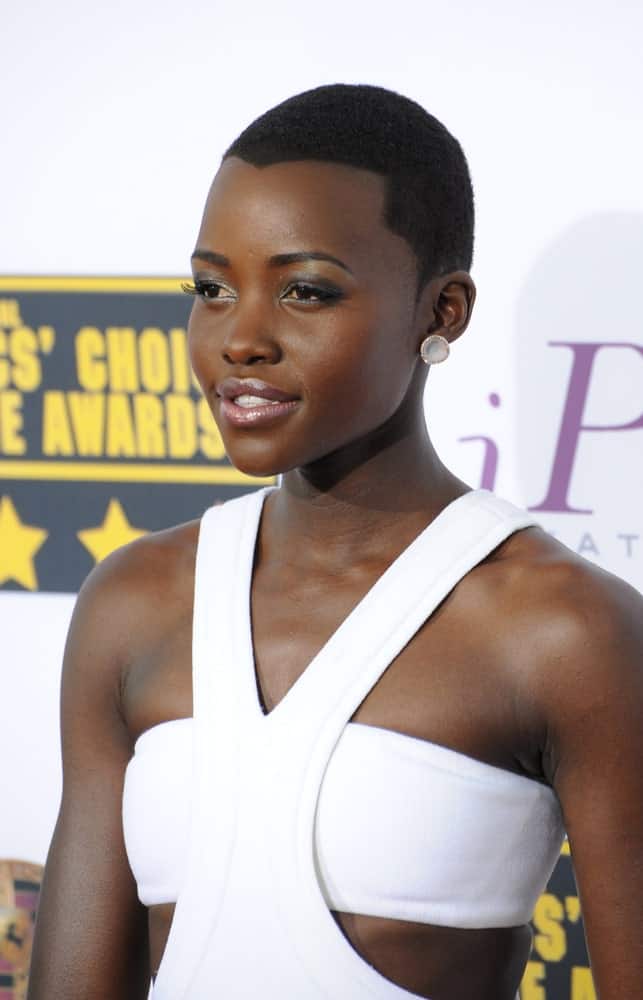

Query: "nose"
(221, 304), (281, 367)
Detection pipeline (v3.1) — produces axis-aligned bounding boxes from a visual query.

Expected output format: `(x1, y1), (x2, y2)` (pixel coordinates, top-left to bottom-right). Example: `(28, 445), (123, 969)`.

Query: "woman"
(27, 85), (643, 1000)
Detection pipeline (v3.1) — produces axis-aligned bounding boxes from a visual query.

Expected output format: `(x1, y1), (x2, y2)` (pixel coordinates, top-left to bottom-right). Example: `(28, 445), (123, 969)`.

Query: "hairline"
(220, 150), (440, 294)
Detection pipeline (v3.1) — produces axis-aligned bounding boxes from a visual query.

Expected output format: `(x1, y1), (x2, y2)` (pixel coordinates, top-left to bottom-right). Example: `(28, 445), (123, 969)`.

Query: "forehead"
(197, 157), (415, 273)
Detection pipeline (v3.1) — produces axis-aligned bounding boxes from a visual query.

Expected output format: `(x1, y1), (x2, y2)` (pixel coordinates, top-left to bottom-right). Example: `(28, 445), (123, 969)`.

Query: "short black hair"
(224, 83), (474, 287)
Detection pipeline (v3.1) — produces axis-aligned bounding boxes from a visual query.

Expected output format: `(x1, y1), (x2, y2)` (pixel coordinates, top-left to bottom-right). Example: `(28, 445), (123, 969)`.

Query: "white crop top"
(122, 487), (564, 934)
(123, 716), (563, 928)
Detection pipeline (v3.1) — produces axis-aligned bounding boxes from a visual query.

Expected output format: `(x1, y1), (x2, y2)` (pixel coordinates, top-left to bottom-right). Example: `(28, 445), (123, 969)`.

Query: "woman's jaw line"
(233, 404), (459, 516)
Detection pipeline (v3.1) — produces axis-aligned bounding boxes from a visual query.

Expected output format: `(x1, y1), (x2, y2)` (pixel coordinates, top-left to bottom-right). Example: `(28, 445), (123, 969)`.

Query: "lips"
(216, 377), (300, 428)
(217, 377), (299, 404)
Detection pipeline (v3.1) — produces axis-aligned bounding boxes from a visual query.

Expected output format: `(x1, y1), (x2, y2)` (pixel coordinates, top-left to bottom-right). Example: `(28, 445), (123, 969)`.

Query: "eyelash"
(283, 281), (343, 304)
(181, 279), (232, 300)
(181, 279), (342, 304)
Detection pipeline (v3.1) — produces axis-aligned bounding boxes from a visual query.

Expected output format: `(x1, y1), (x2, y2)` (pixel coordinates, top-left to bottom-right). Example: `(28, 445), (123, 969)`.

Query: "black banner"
(0, 277), (273, 593)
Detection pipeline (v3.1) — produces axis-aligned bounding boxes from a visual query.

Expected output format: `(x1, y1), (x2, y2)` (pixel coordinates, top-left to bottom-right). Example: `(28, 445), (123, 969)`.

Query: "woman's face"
(188, 156), (430, 478)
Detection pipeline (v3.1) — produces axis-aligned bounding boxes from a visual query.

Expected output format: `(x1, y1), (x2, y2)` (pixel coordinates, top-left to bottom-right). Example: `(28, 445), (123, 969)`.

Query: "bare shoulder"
(57, 514), (203, 792)
(481, 524), (643, 770)
(63, 518), (201, 704)
(488, 524), (643, 667)
(78, 516), (200, 613)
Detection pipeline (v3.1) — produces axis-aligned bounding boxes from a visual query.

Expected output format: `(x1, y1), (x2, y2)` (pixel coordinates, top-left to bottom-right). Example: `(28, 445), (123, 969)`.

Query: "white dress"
(122, 488), (564, 999)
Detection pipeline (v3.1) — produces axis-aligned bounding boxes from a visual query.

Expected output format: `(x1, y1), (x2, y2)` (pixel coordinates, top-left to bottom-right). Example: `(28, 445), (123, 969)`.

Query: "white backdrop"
(1, 0), (642, 896)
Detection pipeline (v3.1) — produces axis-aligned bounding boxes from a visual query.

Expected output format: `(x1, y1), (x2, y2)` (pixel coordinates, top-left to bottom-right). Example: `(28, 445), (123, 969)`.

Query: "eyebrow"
(191, 248), (354, 275)
(191, 249), (230, 268)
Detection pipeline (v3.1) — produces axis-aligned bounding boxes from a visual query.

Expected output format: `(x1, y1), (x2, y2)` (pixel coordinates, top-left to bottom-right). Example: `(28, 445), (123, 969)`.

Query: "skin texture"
(27, 158), (643, 1000)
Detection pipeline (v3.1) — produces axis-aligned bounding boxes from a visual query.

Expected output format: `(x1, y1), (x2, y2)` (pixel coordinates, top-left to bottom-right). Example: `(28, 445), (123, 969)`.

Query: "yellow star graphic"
(0, 496), (48, 591)
(77, 498), (147, 564)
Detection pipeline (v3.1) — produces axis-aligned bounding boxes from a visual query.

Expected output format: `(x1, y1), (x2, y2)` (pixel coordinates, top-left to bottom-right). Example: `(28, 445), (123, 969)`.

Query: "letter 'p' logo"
(530, 342), (643, 515)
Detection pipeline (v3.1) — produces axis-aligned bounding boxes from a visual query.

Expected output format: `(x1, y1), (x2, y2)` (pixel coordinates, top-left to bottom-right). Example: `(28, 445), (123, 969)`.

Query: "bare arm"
(27, 554), (150, 1000)
(538, 564), (643, 998)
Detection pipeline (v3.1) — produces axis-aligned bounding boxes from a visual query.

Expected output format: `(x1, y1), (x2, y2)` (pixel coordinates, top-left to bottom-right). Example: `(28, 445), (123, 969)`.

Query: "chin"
(227, 446), (293, 481)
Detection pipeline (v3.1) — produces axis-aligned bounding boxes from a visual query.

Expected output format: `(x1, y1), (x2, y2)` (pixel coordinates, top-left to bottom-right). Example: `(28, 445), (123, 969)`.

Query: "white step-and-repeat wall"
(1, 2), (641, 997)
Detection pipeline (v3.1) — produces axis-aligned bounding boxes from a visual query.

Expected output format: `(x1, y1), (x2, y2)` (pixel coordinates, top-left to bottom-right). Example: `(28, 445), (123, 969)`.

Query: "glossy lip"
(216, 377), (301, 429)
(216, 377), (299, 403)
(219, 396), (299, 428)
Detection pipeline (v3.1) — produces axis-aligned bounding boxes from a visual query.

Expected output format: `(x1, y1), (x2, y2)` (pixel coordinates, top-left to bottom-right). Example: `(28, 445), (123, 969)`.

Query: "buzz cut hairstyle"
(224, 83), (474, 289)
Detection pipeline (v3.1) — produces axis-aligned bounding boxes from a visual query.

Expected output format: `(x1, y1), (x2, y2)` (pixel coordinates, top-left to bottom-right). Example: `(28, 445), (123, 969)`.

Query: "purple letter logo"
(530, 342), (643, 514)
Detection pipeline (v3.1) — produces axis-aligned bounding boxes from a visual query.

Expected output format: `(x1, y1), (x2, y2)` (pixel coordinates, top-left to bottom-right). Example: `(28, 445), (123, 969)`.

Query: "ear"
(417, 271), (476, 347)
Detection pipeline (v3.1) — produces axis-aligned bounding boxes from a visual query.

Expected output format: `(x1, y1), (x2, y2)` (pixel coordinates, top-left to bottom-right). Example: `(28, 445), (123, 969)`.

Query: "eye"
(181, 279), (236, 301)
(281, 281), (342, 304)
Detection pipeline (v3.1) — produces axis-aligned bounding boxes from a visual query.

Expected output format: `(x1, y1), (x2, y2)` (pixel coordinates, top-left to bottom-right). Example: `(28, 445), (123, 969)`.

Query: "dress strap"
(155, 488), (270, 1000)
(257, 490), (539, 999)
(269, 489), (537, 734)
(191, 487), (268, 730)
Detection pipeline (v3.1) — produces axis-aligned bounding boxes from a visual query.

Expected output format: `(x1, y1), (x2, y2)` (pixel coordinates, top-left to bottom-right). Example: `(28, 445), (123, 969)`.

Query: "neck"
(265, 402), (469, 566)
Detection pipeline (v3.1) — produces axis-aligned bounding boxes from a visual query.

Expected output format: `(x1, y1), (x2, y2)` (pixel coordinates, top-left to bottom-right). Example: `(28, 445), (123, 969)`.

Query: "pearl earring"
(420, 334), (450, 365)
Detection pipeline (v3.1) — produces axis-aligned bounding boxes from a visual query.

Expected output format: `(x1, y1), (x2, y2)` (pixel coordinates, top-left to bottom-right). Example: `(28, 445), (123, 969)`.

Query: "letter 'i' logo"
(459, 392), (501, 491)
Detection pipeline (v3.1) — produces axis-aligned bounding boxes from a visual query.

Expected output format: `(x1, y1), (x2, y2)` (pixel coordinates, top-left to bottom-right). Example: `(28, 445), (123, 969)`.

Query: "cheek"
(187, 312), (215, 392)
(188, 338), (207, 391)
(301, 306), (415, 424)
